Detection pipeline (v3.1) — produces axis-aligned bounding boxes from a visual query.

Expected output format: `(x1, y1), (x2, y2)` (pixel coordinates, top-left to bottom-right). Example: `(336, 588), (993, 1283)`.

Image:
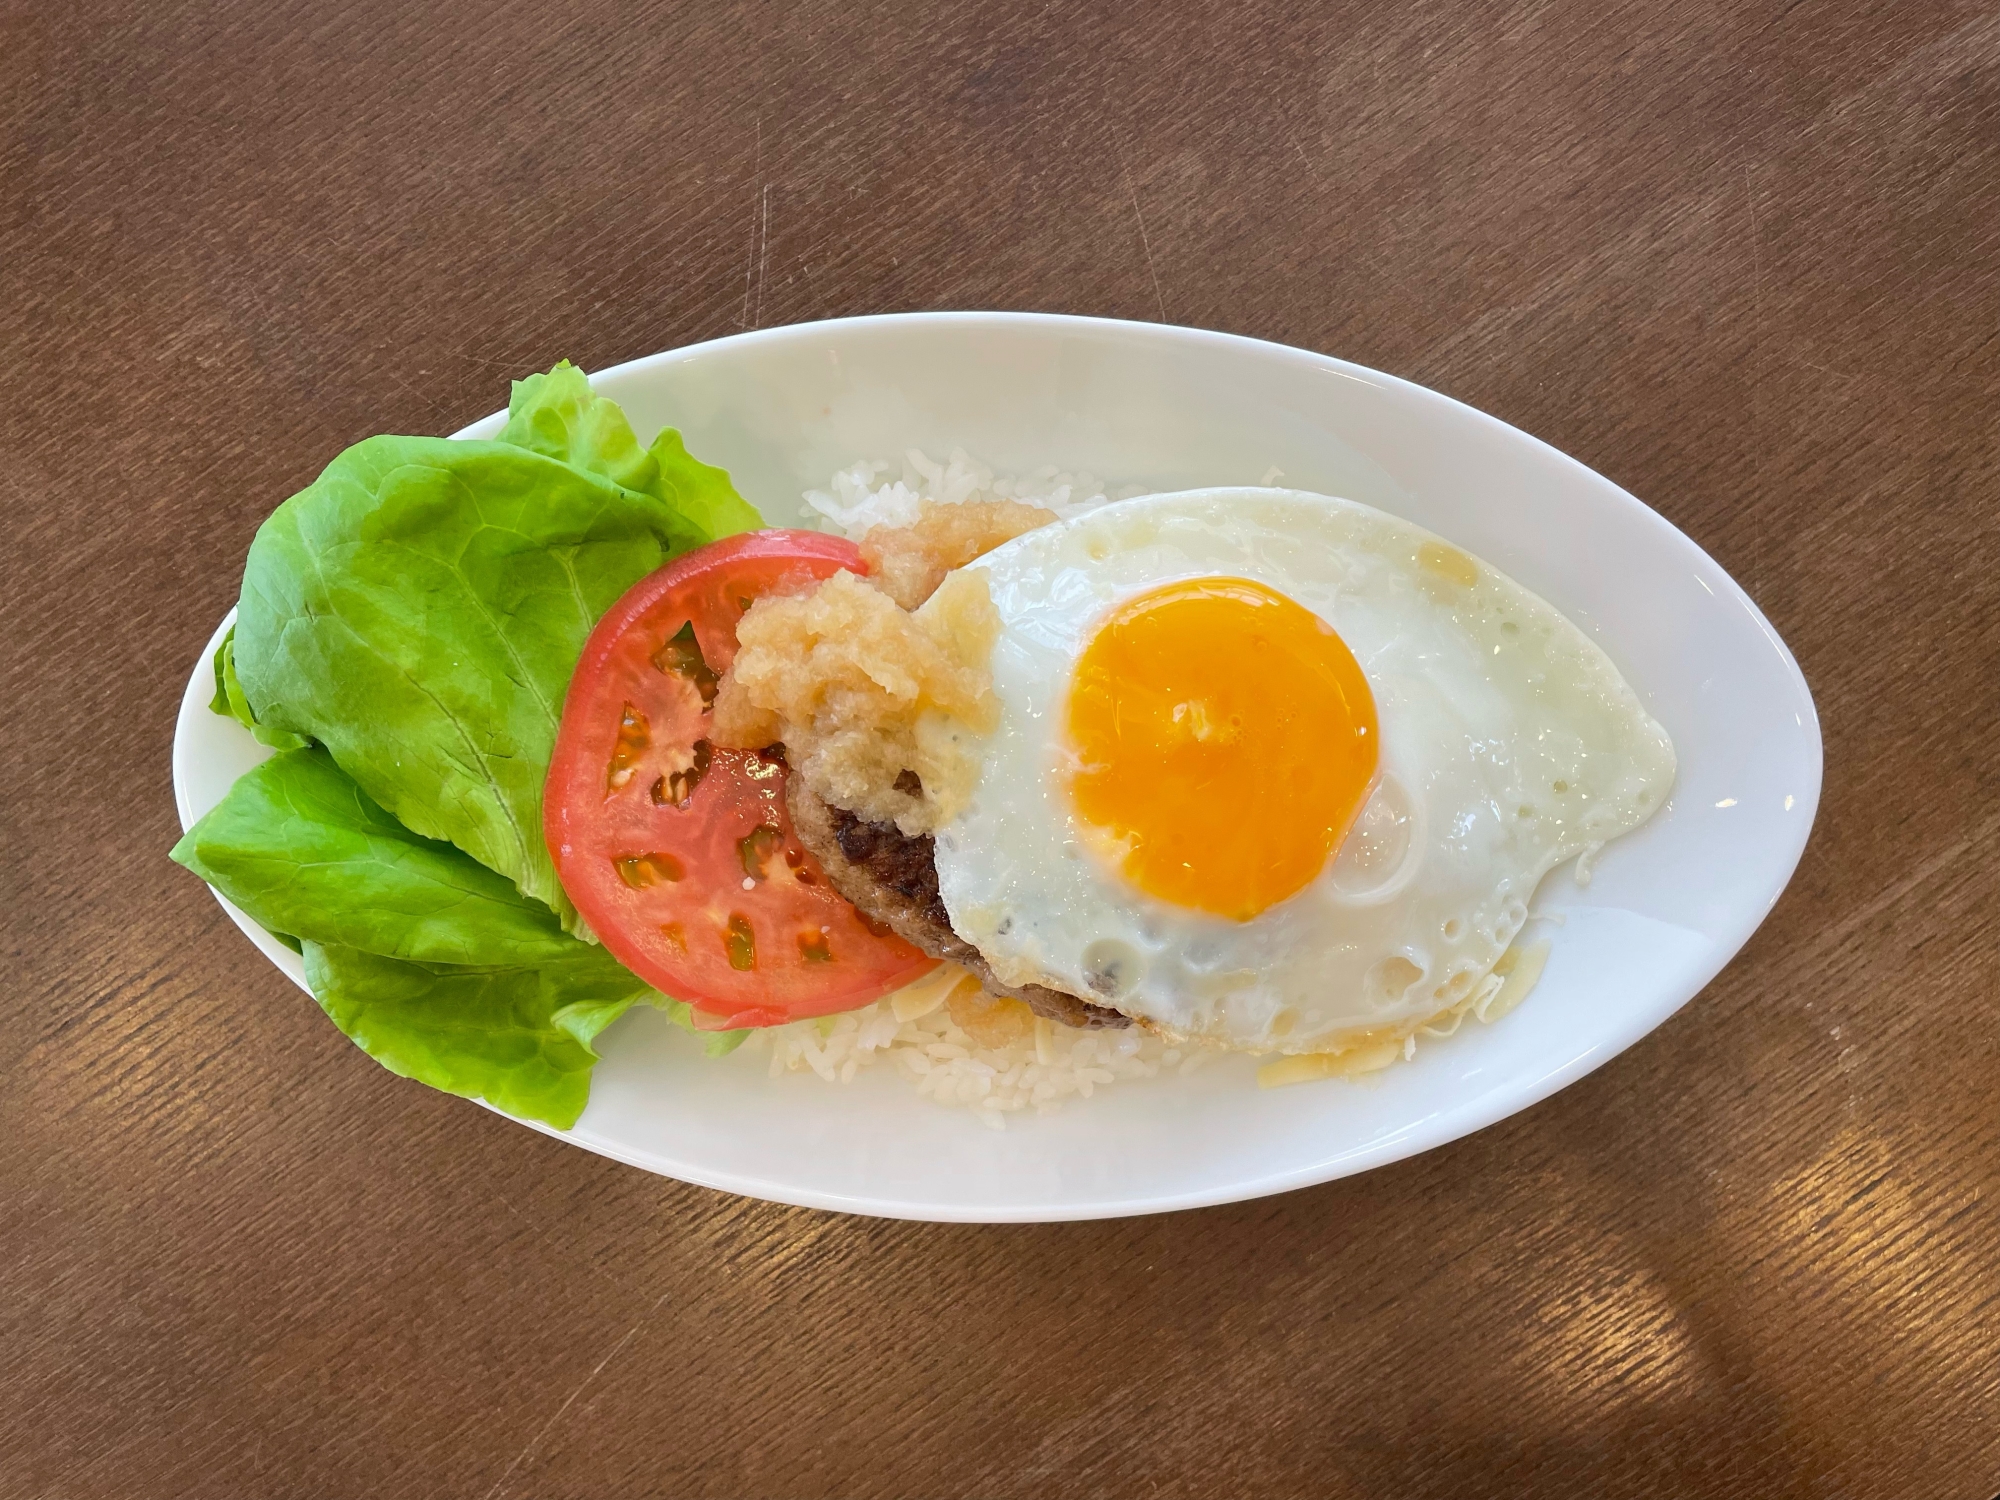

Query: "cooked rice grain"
(739, 984), (1210, 1129)
(801, 447), (1137, 538)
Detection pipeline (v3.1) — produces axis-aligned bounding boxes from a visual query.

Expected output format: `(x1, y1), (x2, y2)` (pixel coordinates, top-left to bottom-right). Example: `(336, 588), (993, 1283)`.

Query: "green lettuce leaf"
(232, 434), (721, 929)
(170, 747), (576, 966)
(704, 1027), (751, 1058)
(209, 627), (309, 750)
(301, 941), (651, 1128)
(208, 636), (230, 715)
(189, 366), (771, 1126)
(499, 360), (762, 541)
(173, 747), (749, 1120)
(657, 998), (751, 1058)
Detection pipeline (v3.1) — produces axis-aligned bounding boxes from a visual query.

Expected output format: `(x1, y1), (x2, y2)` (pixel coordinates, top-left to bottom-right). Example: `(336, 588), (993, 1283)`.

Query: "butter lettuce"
(171, 747), (575, 966)
(174, 744), (748, 1120)
(232, 435), (730, 930)
(498, 360), (762, 541)
(182, 365), (765, 1124)
(302, 942), (649, 1128)
(209, 627), (308, 750)
(658, 1000), (751, 1059)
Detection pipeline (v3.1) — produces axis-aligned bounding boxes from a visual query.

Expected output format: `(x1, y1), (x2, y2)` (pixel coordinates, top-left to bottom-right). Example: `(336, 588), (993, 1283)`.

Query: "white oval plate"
(173, 313), (1820, 1222)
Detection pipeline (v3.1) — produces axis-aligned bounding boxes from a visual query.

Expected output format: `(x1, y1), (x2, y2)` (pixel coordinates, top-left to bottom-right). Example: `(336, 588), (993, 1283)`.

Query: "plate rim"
(173, 310), (1823, 1221)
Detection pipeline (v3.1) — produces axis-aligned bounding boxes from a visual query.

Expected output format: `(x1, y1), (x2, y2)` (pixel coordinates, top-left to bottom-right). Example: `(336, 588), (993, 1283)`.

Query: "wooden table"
(5, 1), (1996, 1495)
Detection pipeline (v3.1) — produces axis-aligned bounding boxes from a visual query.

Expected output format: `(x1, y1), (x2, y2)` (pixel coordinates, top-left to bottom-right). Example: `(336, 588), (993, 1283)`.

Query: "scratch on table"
(753, 183), (772, 328)
(739, 116), (762, 330)
(1746, 162), (1763, 475)
(482, 1304), (660, 1500)
(1116, 147), (1168, 323)
(966, 1373), (1142, 1488)
(380, 361), (439, 419)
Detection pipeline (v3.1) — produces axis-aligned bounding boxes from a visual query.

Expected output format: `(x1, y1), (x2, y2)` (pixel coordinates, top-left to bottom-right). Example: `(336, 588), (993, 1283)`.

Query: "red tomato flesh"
(545, 531), (937, 1028)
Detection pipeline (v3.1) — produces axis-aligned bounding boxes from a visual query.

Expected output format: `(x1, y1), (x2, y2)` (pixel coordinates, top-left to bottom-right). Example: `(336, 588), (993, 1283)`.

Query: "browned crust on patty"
(786, 779), (1130, 1031)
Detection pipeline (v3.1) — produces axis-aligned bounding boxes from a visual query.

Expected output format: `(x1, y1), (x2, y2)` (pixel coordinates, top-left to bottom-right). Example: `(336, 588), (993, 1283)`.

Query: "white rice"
(738, 987), (1212, 1130)
(799, 446), (1140, 537)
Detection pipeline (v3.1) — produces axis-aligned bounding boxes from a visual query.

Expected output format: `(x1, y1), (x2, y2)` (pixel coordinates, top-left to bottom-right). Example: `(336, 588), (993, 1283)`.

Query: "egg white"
(930, 489), (1677, 1055)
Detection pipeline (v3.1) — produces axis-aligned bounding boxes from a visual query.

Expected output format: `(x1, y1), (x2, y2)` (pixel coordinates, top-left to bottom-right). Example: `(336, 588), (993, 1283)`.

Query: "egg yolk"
(1065, 577), (1378, 922)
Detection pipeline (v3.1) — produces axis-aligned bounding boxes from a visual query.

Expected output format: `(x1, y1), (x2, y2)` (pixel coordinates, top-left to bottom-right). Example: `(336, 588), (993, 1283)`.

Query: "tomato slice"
(545, 531), (937, 1027)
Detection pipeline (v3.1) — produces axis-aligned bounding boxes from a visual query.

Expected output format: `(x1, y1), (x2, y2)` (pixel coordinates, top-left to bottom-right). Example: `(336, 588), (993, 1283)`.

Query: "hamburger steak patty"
(785, 779), (1130, 1031)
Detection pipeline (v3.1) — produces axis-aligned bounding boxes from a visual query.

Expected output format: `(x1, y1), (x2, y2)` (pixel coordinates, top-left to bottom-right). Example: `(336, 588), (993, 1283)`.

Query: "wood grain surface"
(4, 1), (1997, 1496)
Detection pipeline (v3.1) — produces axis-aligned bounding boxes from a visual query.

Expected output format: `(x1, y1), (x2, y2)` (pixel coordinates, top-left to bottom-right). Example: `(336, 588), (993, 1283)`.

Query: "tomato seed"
(653, 739), (713, 806)
(650, 621), (719, 707)
(724, 914), (757, 970)
(738, 824), (784, 880)
(607, 702), (650, 791)
(614, 852), (684, 888)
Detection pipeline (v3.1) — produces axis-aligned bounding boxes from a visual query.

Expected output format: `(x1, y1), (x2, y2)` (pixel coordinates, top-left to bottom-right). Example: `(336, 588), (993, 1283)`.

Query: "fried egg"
(929, 489), (1676, 1055)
